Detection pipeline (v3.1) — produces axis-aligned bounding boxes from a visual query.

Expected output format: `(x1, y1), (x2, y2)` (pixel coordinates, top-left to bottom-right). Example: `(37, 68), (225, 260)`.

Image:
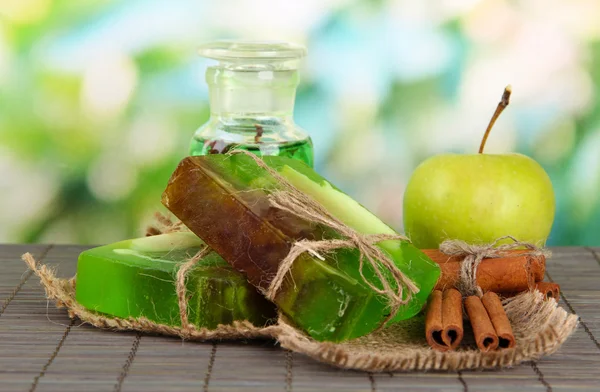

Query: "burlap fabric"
(22, 248), (577, 372)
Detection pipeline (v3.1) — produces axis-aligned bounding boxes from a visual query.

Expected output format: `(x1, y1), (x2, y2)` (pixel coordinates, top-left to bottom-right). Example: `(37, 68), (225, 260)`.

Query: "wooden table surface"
(1, 244), (599, 392)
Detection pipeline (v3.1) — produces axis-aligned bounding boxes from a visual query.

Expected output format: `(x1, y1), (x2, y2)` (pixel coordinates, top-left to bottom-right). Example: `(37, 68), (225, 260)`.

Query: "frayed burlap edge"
(22, 253), (578, 372)
(275, 291), (579, 371)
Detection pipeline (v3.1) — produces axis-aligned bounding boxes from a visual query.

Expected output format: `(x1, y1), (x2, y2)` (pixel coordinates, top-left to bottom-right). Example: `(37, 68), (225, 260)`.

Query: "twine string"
(175, 246), (212, 335)
(439, 235), (551, 297)
(228, 150), (419, 324)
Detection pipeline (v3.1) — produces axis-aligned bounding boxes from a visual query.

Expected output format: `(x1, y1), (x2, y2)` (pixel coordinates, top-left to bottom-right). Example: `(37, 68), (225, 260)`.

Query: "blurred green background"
(1, 0), (599, 246)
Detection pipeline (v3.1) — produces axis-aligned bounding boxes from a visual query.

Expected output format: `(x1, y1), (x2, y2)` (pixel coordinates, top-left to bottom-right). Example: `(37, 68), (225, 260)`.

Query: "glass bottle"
(190, 41), (314, 167)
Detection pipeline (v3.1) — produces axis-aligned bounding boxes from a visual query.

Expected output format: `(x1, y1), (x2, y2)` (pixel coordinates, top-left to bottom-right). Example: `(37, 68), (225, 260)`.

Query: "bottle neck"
(206, 66), (298, 120)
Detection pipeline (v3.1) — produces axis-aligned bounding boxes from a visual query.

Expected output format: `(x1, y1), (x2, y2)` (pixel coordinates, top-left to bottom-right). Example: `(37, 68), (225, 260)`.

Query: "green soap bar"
(75, 232), (276, 329)
(162, 154), (441, 342)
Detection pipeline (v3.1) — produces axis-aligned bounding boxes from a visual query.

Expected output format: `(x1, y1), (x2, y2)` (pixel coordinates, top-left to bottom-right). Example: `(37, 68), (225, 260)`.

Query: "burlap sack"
(21, 253), (577, 372)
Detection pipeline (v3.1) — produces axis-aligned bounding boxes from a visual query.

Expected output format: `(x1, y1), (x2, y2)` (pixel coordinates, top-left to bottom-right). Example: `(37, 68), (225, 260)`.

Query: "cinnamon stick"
(501, 281), (561, 302)
(481, 292), (515, 349)
(425, 290), (446, 351)
(464, 296), (498, 352)
(422, 249), (545, 293)
(441, 289), (463, 349)
(535, 282), (560, 301)
(425, 289), (464, 351)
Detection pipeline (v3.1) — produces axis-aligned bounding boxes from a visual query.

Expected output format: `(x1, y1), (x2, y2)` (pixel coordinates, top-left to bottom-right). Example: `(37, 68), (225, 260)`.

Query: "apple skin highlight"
(402, 152), (555, 249)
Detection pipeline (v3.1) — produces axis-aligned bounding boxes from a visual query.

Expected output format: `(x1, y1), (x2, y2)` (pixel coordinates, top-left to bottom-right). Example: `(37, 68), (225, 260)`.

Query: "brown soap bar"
(162, 157), (294, 291)
(161, 154), (440, 342)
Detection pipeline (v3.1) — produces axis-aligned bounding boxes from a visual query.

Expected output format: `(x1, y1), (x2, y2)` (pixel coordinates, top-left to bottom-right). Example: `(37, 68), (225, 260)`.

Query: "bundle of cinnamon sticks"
(423, 249), (560, 352)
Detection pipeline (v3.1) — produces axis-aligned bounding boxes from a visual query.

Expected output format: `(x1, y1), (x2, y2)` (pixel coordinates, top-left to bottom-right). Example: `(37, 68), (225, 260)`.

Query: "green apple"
(403, 86), (556, 248)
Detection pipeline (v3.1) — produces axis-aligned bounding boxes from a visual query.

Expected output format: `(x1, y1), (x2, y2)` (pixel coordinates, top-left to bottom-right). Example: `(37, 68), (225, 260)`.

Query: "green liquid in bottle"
(191, 41), (314, 167)
(190, 137), (314, 168)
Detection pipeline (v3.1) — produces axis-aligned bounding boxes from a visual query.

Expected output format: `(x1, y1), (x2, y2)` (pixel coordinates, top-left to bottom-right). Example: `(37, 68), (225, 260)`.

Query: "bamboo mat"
(1, 245), (599, 392)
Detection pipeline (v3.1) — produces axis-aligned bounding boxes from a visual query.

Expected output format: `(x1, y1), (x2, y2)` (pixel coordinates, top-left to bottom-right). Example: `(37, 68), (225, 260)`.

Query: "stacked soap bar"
(162, 154), (440, 342)
(76, 232), (276, 329)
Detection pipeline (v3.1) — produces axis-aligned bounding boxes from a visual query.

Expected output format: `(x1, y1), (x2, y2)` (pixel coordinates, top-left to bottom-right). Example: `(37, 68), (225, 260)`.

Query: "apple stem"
(478, 85), (512, 154)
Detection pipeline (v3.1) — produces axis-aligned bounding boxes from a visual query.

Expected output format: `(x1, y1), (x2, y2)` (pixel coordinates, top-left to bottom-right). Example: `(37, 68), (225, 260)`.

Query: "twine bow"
(439, 236), (551, 297)
(229, 150), (419, 325)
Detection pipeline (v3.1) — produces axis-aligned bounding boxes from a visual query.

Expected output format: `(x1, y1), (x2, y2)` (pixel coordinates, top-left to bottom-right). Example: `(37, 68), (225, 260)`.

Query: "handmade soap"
(75, 232), (276, 329)
(162, 154), (440, 342)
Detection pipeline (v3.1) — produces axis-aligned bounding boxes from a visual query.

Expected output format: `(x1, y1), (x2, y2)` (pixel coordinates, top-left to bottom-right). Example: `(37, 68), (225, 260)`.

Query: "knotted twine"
(439, 236), (552, 297)
(227, 150), (419, 325)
